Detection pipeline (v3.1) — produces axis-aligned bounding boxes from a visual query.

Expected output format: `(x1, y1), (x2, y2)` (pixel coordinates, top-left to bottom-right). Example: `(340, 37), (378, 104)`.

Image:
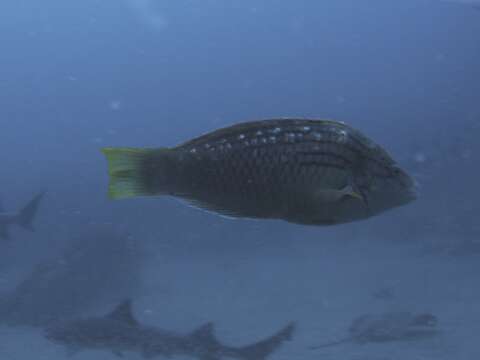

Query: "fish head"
(299, 164), (416, 225)
(364, 163), (418, 216)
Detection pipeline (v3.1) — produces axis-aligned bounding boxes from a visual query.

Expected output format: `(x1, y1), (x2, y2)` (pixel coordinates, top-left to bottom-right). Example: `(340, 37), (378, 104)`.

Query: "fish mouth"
(406, 186), (418, 202)
(407, 177), (420, 201)
(398, 186), (417, 207)
(392, 165), (419, 202)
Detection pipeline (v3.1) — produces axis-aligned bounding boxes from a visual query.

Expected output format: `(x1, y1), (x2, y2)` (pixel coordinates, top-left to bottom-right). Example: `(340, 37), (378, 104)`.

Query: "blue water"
(1, 0), (479, 359)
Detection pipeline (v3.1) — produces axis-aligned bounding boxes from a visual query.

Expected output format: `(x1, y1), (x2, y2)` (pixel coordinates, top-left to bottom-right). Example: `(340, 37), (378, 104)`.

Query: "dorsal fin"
(106, 299), (138, 326)
(190, 322), (217, 344)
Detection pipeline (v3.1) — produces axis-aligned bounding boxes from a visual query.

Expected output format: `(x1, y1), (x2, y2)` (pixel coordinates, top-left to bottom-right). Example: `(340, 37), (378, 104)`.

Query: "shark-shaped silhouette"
(0, 192), (45, 239)
(45, 300), (295, 359)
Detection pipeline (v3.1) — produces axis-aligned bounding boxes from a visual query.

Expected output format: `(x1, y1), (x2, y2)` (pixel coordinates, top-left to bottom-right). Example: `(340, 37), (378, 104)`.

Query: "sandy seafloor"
(1, 234), (479, 360)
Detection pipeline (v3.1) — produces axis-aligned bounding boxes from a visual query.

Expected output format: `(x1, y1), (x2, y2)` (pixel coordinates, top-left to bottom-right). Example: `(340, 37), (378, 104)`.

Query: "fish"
(310, 312), (438, 350)
(102, 119), (417, 225)
(0, 192), (45, 239)
(45, 299), (295, 359)
(0, 224), (142, 327)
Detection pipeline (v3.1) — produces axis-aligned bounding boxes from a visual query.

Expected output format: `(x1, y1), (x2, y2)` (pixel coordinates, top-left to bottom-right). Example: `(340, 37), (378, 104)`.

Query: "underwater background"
(1, 0), (479, 359)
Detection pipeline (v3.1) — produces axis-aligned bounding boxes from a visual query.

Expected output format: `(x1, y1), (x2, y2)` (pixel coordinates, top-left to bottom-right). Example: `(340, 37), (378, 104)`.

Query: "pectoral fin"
(315, 185), (364, 204)
(341, 185), (364, 201)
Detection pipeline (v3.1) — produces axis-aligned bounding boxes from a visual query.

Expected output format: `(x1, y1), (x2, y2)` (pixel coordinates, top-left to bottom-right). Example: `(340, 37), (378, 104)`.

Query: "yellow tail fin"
(101, 147), (153, 199)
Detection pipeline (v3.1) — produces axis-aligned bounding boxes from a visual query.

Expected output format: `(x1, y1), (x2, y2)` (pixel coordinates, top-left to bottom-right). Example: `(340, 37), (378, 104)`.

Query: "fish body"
(310, 312), (438, 350)
(45, 300), (295, 360)
(0, 192), (44, 239)
(102, 119), (416, 225)
(348, 312), (438, 343)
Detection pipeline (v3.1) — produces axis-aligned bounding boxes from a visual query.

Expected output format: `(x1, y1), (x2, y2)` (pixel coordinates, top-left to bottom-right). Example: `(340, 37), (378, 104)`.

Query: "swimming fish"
(310, 312), (438, 349)
(45, 299), (295, 359)
(102, 119), (417, 225)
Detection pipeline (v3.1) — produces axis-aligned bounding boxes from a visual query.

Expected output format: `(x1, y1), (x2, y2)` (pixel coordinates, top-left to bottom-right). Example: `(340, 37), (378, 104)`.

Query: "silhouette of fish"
(102, 119), (416, 225)
(46, 299), (295, 359)
(310, 312), (438, 349)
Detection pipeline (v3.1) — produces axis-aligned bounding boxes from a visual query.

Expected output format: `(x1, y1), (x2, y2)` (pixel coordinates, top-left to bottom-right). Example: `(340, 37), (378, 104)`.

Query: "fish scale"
(175, 123), (363, 218)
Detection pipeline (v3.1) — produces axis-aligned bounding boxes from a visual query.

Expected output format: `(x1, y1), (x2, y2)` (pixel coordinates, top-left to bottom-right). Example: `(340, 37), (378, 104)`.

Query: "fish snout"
(391, 165), (418, 201)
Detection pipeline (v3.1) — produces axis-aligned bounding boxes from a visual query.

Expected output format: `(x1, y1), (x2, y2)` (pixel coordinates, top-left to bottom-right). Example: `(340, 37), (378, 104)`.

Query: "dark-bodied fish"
(102, 119), (416, 225)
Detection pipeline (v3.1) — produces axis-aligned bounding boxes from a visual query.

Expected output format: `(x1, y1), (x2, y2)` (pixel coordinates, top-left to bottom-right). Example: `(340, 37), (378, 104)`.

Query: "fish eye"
(391, 166), (408, 180)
